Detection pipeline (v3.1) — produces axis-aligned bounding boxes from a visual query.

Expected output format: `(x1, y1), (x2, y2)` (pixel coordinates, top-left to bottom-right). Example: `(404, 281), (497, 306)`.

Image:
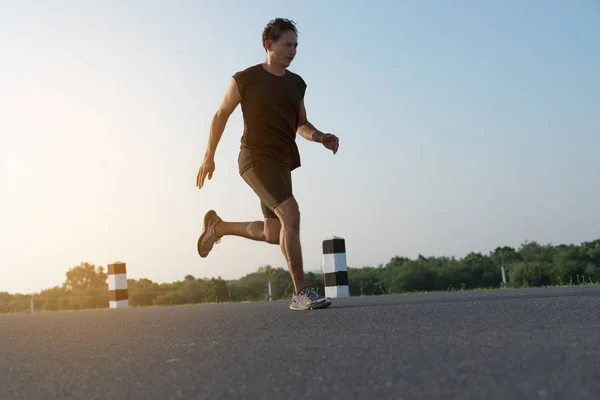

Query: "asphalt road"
(2, 286), (600, 400)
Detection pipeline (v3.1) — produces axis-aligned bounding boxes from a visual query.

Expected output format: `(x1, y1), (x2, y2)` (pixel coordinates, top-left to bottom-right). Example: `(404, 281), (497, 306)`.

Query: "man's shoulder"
(285, 69), (306, 86)
(234, 64), (262, 78)
(232, 64), (262, 95)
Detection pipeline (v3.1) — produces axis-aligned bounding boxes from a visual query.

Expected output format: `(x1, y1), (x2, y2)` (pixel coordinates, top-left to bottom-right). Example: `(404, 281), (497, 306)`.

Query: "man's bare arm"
(196, 78), (242, 189)
(204, 78), (242, 160)
(297, 99), (324, 143)
(297, 99), (339, 154)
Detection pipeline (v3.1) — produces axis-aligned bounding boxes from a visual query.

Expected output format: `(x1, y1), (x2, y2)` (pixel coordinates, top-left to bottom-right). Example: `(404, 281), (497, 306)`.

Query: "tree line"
(1, 239), (599, 314)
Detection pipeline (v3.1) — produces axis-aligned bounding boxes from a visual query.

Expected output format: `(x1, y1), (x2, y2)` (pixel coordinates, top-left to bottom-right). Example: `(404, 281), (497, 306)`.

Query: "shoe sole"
(289, 299), (332, 311)
(197, 210), (218, 258)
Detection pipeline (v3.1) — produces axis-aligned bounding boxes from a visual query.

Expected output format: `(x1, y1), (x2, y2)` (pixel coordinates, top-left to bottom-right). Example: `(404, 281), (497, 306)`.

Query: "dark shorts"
(241, 161), (293, 219)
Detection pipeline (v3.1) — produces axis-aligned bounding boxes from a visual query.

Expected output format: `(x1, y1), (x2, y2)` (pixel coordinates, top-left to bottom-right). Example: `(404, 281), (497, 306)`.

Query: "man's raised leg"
(214, 217), (280, 244)
(197, 210), (281, 257)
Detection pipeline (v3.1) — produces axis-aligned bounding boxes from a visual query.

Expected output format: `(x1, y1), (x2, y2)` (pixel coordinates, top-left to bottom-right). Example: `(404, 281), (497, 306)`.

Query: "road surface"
(2, 286), (600, 399)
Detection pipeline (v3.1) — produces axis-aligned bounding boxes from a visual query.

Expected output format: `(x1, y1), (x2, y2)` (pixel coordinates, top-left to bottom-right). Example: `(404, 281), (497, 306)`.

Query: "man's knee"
(274, 196), (300, 230)
(264, 218), (281, 244)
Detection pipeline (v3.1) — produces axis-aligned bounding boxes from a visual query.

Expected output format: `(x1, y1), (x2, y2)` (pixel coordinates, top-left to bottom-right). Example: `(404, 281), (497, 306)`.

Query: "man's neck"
(262, 60), (286, 76)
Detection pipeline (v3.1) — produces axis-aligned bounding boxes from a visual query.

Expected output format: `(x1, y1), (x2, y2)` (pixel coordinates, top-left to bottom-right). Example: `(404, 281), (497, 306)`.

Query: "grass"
(377, 278), (600, 298)
(2, 279), (599, 315)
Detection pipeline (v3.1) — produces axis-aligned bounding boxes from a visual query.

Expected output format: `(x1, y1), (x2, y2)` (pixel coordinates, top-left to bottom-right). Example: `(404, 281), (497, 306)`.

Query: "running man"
(195, 18), (340, 310)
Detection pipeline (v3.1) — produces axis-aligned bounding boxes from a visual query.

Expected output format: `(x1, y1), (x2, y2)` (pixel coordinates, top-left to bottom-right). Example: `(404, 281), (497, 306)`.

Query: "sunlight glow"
(3, 156), (17, 171)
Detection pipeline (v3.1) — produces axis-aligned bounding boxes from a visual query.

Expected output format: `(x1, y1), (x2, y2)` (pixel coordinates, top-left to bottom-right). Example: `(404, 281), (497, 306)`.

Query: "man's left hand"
(321, 133), (339, 154)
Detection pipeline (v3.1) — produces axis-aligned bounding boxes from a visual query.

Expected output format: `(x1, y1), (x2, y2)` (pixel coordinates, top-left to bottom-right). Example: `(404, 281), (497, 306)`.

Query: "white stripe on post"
(110, 300), (129, 308)
(322, 236), (349, 298)
(108, 262), (128, 308)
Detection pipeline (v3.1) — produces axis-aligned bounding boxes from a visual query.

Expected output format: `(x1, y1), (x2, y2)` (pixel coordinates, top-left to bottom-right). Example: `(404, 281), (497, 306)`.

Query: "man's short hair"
(262, 18), (297, 50)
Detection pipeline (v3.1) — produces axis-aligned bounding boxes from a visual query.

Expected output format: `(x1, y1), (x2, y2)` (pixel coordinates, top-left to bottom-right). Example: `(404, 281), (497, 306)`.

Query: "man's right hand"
(196, 157), (215, 189)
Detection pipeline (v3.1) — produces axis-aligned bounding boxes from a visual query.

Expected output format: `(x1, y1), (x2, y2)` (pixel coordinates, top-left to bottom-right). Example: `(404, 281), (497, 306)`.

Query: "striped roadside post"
(322, 236), (349, 298)
(108, 262), (128, 308)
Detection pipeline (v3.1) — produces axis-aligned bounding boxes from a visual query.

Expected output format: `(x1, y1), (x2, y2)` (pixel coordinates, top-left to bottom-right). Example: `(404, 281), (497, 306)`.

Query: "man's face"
(266, 30), (298, 67)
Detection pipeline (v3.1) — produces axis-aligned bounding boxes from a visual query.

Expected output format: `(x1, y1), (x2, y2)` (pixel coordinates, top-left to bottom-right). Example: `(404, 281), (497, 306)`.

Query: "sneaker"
(290, 286), (332, 310)
(197, 210), (222, 258)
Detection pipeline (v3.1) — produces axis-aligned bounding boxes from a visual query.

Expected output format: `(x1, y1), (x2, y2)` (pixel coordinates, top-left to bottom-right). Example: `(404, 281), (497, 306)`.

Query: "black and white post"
(322, 236), (349, 298)
(108, 262), (129, 309)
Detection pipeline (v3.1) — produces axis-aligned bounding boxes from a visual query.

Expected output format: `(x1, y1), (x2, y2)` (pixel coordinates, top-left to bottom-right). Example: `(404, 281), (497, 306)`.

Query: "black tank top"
(233, 64), (307, 174)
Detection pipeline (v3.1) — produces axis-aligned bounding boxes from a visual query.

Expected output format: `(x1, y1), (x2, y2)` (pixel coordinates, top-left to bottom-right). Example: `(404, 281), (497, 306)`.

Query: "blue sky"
(1, 0), (599, 294)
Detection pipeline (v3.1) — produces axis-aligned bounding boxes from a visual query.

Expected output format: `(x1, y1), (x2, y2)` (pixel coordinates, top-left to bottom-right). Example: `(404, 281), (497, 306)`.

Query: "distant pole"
(108, 262), (129, 309)
(500, 252), (508, 288)
(268, 279), (272, 301)
(322, 236), (349, 298)
(30, 296), (34, 313)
